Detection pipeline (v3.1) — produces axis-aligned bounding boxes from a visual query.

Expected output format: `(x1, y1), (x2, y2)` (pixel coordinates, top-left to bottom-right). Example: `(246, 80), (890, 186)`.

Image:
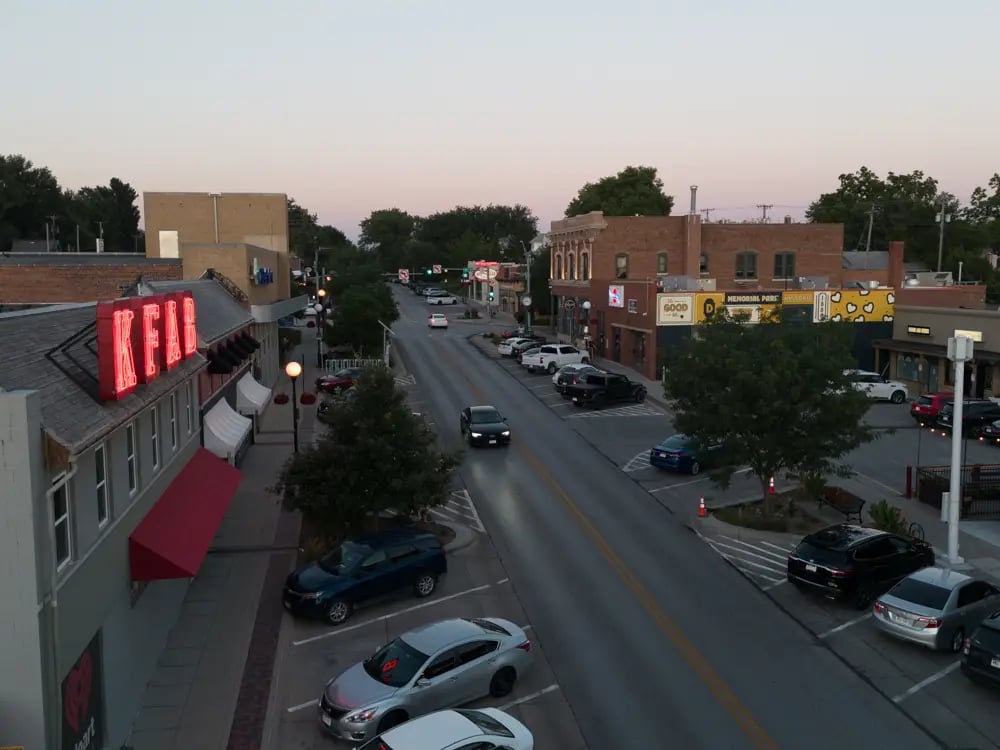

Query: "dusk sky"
(4, 0), (998, 239)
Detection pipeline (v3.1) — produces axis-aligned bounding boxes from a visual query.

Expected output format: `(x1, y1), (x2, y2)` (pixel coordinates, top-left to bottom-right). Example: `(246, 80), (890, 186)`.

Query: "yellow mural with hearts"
(814, 289), (894, 323)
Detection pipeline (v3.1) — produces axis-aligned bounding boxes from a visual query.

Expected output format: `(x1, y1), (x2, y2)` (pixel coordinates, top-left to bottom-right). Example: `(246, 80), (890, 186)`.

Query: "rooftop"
(134, 279), (252, 345)
(0, 252), (181, 267)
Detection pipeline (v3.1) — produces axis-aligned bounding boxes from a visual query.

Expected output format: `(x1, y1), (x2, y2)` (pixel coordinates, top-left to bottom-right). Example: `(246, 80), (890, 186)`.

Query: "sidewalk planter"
(713, 490), (827, 534)
(273, 393), (289, 405)
(300, 392), (317, 405)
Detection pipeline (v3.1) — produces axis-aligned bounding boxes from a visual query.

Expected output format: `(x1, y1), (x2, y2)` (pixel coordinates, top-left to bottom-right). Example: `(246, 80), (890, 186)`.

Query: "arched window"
(567, 253), (576, 280)
(615, 253), (629, 280)
(657, 253), (668, 274)
(554, 254), (563, 280)
(580, 253), (590, 280)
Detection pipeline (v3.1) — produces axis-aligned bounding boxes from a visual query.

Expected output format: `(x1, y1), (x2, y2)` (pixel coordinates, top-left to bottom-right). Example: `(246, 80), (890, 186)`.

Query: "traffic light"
(461, 268), (470, 280)
(425, 268), (432, 275)
(488, 291), (495, 301)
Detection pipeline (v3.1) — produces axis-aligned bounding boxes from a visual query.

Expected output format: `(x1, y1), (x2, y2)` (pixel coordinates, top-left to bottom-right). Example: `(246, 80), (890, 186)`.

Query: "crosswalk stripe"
(707, 540), (788, 569)
(567, 404), (663, 418)
(717, 536), (791, 562)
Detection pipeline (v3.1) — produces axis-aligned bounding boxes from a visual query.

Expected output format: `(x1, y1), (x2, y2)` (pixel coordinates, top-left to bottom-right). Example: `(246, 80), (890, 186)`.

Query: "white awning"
(204, 398), (252, 464)
(236, 373), (271, 416)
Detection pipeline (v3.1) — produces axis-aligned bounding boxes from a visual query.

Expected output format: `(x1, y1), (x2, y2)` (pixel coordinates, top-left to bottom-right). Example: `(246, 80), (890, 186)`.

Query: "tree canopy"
(359, 208), (417, 271)
(272, 366), (460, 540)
(807, 167), (1000, 296)
(287, 197), (354, 265)
(323, 249), (398, 355)
(663, 309), (876, 510)
(0, 154), (141, 252)
(566, 165), (674, 218)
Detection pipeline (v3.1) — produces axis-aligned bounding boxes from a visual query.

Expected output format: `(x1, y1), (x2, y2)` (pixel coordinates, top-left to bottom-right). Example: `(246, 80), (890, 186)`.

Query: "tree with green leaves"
(287, 197), (353, 263)
(326, 283), (399, 354)
(272, 366), (460, 541)
(65, 177), (142, 251)
(663, 309), (877, 513)
(528, 245), (552, 316)
(566, 165), (674, 218)
(416, 205), (537, 263)
(359, 208), (417, 271)
(0, 154), (64, 251)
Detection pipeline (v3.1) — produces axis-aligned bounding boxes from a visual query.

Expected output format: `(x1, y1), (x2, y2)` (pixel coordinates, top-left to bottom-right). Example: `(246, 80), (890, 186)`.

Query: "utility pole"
(313, 236), (320, 299)
(76, 225), (81, 252)
(936, 196), (951, 272)
(46, 215), (59, 251)
(700, 208), (715, 222)
(756, 204), (774, 223)
(863, 203), (877, 270)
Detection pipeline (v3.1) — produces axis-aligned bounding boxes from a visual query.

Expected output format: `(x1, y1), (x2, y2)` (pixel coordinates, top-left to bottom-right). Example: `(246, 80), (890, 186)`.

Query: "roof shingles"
(138, 279), (253, 345)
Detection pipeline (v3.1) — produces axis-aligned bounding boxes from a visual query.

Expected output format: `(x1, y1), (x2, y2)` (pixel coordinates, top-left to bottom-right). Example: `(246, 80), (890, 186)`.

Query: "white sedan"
(496, 337), (532, 356)
(428, 313), (449, 329)
(357, 708), (533, 750)
(427, 294), (459, 305)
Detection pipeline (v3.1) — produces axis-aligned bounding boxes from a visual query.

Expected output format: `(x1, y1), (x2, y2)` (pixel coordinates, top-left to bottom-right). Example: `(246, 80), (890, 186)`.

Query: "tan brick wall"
(0, 263), (183, 304)
(144, 193), (289, 258)
(181, 244), (289, 303)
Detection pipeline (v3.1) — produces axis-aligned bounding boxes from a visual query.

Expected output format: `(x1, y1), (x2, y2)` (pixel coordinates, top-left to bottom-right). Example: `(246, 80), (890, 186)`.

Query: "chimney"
(888, 241), (905, 288)
(784, 215), (792, 225)
(689, 186), (698, 216)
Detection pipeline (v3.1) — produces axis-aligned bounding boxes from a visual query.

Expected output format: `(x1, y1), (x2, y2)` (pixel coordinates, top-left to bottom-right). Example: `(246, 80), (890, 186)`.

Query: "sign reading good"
(955, 329), (983, 342)
(608, 285), (624, 308)
(657, 294), (693, 325)
(97, 292), (198, 401)
(61, 632), (104, 750)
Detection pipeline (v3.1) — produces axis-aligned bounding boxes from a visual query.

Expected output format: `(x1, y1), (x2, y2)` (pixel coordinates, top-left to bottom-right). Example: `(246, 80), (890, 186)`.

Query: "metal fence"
(915, 464), (1000, 519)
(325, 358), (387, 374)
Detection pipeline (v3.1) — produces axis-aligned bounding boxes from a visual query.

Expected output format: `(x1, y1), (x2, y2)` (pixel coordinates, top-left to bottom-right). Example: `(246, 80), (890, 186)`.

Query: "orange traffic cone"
(698, 497), (707, 517)
(769, 476), (776, 494)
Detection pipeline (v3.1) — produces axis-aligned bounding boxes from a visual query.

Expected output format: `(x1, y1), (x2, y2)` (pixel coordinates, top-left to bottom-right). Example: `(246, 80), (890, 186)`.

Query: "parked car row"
(787, 523), (1000, 689)
(910, 391), (1000, 443)
(282, 527), (537, 746)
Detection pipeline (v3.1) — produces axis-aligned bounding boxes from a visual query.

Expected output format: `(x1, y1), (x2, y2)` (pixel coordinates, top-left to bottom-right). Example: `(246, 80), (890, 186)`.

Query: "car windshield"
(455, 709), (515, 738)
(363, 637), (429, 687)
(889, 578), (952, 610)
(471, 409), (501, 424)
(916, 395), (933, 406)
(334, 368), (356, 378)
(318, 541), (371, 575)
(660, 435), (691, 451)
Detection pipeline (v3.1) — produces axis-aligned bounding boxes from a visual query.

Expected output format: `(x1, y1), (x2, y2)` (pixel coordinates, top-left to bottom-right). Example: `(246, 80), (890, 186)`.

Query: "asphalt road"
(390, 287), (941, 750)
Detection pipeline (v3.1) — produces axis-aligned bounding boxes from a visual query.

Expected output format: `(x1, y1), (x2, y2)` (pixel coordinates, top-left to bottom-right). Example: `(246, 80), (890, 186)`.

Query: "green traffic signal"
(426, 268), (432, 275)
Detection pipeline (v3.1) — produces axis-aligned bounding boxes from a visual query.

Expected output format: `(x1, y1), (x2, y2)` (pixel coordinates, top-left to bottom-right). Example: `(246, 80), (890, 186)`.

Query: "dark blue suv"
(283, 527), (447, 625)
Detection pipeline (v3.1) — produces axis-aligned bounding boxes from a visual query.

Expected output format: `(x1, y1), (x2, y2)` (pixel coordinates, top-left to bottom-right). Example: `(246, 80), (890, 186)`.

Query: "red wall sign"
(96, 292), (198, 401)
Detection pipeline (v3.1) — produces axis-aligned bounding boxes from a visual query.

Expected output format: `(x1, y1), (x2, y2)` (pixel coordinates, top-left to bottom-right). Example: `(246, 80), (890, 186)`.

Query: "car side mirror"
(415, 677), (431, 687)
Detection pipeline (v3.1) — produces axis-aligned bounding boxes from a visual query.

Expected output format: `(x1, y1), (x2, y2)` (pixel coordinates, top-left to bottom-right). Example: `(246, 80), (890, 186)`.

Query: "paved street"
(387, 286), (941, 749)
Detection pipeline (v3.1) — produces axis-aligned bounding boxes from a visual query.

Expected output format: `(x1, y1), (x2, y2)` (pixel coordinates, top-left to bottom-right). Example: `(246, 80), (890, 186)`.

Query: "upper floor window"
(567, 253), (576, 280)
(700, 254), (709, 275)
(150, 405), (160, 471)
(657, 253), (668, 274)
(735, 252), (758, 280)
(186, 381), (195, 434)
(170, 392), (179, 450)
(580, 253), (590, 280)
(52, 477), (72, 570)
(615, 254), (629, 280)
(774, 252), (796, 279)
(126, 421), (138, 495)
(554, 254), (563, 280)
(95, 442), (109, 528)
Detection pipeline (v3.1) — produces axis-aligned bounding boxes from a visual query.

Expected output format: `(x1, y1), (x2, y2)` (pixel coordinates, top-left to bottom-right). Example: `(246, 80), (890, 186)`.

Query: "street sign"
(305, 267), (314, 275)
(563, 299), (576, 309)
(398, 268), (410, 282)
(432, 264), (442, 274)
(487, 268), (498, 280)
(473, 268), (490, 281)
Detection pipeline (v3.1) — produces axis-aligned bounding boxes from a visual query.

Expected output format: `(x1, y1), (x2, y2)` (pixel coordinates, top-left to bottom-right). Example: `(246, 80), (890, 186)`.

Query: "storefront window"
(52, 478), (71, 569)
(580, 253), (590, 280)
(896, 354), (921, 382)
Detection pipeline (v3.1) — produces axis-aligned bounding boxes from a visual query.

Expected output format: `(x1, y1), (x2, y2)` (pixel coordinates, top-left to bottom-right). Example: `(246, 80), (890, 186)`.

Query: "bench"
(818, 491), (866, 524)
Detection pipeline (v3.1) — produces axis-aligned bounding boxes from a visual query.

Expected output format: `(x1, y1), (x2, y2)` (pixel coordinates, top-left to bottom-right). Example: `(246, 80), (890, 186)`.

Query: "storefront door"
(612, 327), (621, 362)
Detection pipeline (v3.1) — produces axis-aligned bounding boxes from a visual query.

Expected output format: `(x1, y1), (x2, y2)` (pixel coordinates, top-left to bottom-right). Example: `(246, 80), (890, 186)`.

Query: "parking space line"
(650, 476), (708, 492)
(705, 548), (784, 581)
(818, 613), (871, 639)
(892, 661), (961, 703)
(496, 578), (509, 584)
(718, 536), (790, 560)
(709, 540), (788, 566)
(498, 683), (560, 710)
(853, 470), (900, 497)
(287, 699), (318, 713)
(291, 583), (494, 646)
(762, 579), (787, 591)
(758, 540), (794, 553)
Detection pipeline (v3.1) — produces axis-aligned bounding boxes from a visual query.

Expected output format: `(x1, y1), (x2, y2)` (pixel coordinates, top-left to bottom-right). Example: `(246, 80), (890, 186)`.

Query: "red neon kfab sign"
(96, 293), (198, 401)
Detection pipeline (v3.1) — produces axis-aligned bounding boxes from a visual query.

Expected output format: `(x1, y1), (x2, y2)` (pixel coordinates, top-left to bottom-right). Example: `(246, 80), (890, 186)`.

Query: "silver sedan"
(873, 566), (1000, 651)
(317, 617), (534, 744)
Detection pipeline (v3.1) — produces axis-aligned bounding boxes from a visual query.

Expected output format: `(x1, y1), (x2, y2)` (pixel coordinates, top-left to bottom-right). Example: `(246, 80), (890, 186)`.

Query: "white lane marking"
(892, 661), (961, 703)
(549, 401), (574, 408)
(649, 467), (753, 493)
(717, 536), (790, 562)
(705, 547), (784, 581)
(708, 540), (788, 567)
(496, 578), (509, 584)
(853, 471), (900, 497)
(498, 683), (560, 710)
(287, 699), (318, 713)
(527, 383), (555, 390)
(759, 540), (794, 553)
(762, 579), (787, 591)
(623, 451), (652, 473)
(818, 613), (872, 639)
(292, 583), (494, 646)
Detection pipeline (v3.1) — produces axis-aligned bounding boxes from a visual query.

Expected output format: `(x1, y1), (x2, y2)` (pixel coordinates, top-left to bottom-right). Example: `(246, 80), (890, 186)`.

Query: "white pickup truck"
(521, 344), (589, 374)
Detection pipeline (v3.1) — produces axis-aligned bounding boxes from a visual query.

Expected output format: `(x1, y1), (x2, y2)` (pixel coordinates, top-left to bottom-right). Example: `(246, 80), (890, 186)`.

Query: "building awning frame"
(236, 372), (271, 416)
(203, 398), (252, 464)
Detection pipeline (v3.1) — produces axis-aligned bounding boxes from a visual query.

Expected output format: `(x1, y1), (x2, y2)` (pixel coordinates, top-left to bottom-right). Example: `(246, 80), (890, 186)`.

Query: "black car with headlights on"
(460, 405), (511, 447)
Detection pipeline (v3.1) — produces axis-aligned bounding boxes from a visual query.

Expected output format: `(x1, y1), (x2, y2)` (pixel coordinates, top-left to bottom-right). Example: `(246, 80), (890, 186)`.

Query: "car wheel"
(326, 599), (352, 625)
(378, 710), (409, 734)
(890, 390), (906, 404)
(949, 627), (965, 653)
(635, 389), (647, 403)
(581, 357), (590, 364)
(547, 362), (557, 374)
(689, 460), (701, 475)
(489, 667), (517, 698)
(852, 583), (873, 610)
(414, 573), (437, 598)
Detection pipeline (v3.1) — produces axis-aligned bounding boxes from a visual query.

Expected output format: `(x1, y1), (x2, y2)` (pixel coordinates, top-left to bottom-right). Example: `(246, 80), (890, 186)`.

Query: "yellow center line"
(432, 337), (779, 750)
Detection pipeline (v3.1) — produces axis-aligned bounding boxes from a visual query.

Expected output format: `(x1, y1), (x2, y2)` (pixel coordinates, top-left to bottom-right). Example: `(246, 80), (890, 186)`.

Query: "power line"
(756, 204), (774, 222)
(701, 208), (715, 222)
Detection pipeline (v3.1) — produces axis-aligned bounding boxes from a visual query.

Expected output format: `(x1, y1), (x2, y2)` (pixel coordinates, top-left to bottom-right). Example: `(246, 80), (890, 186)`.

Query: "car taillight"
(516, 640), (531, 652)
(963, 637), (971, 655)
(916, 616), (941, 629)
(873, 601), (886, 613)
(829, 569), (849, 577)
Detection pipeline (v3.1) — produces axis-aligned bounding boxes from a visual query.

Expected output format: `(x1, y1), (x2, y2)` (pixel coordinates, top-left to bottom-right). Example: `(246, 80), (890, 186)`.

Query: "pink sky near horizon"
(3, 0), (998, 240)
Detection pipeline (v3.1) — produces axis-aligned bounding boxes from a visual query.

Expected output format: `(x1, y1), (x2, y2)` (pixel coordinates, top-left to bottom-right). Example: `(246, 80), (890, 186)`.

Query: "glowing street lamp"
(285, 360), (303, 453)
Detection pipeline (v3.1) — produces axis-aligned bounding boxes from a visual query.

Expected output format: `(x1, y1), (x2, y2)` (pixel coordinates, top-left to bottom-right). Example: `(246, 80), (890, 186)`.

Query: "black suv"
(787, 524), (935, 609)
(962, 609), (1000, 689)
(935, 400), (1000, 438)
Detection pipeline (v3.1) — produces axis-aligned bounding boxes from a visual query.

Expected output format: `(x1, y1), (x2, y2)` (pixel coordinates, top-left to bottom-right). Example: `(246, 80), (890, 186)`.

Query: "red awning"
(129, 447), (242, 581)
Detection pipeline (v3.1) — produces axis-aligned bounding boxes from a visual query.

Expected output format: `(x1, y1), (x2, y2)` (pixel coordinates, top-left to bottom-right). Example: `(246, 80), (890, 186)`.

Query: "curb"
(442, 520), (478, 553)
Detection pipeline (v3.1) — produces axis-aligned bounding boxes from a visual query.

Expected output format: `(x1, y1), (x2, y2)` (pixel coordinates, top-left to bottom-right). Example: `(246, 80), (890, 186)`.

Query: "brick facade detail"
(0, 261), (183, 304)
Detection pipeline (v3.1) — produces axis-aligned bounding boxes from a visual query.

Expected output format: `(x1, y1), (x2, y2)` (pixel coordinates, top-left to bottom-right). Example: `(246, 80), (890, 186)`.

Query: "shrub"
(868, 499), (908, 535)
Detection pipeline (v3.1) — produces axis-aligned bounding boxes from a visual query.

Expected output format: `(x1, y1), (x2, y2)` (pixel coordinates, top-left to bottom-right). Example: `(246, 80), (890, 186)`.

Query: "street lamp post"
(946, 335), (973, 566)
(285, 360), (303, 453)
(582, 300), (592, 354)
(315, 289), (327, 367)
(521, 295), (532, 335)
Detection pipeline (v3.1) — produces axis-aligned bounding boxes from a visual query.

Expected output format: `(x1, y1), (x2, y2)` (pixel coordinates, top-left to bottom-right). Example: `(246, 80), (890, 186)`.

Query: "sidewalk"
(127, 344), (321, 750)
